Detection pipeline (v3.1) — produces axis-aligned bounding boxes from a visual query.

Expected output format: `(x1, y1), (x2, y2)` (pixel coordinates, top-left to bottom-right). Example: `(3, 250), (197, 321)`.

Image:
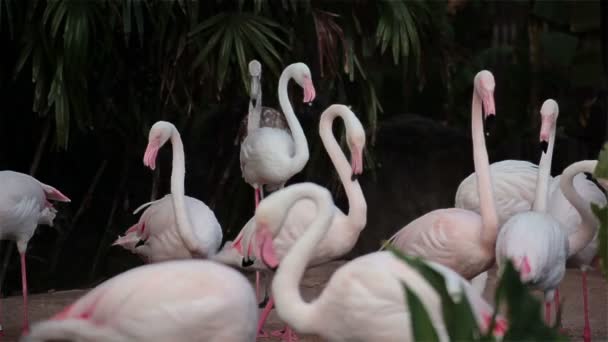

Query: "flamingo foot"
(257, 330), (270, 338)
(271, 326), (299, 342)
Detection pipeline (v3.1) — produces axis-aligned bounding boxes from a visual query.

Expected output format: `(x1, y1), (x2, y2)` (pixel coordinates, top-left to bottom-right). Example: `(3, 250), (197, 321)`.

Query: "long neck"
(278, 68), (309, 173)
(319, 107), (366, 229)
(169, 130), (200, 254)
(247, 79), (263, 133)
(532, 125), (555, 212)
(471, 92), (499, 248)
(271, 188), (334, 334)
(561, 160), (599, 257)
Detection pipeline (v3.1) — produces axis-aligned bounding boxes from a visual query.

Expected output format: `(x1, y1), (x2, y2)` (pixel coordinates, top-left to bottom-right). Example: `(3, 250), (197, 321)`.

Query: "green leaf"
(404, 285), (441, 342)
(594, 143), (608, 179)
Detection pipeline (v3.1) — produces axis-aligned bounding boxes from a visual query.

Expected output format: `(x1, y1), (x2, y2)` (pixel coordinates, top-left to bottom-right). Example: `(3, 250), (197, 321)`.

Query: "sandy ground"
(1, 261), (606, 341)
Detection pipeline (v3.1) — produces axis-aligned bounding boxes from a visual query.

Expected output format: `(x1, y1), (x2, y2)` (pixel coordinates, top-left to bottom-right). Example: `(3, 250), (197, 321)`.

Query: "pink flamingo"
(384, 70), (499, 280)
(23, 260), (257, 341)
(457, 99), (606, 339)
(239, 62), (316, 208)
(250, 182), (507, 341)
(0, 171), (70, 333)
(218, 104), (367, 340)
(113, 121), (222, 262)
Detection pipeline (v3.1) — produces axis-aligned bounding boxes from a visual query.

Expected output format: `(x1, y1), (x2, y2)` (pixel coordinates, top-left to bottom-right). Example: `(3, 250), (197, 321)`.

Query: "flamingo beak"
(513, 256), (532, 282)
(302, 77), (316, 104)
(350, 147), (364, 180)
(143, 139), (161, 170)
(256, 225), (279, 270)
(539, 115), (552, 153)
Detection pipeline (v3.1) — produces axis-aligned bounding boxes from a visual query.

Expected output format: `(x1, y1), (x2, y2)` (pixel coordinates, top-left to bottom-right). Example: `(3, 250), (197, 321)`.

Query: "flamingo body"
(23, 260), (257, 342)
(495, 211), (568, 298)
(388, 208), (493, 279)
(240, 127), (295, 191)
(455, 160), (539, 226)
(114, 194), (222, 262)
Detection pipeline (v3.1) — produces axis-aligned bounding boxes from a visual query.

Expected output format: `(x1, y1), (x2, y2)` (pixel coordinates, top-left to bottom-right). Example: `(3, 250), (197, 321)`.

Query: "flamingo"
(23, 260), (257, 341)
(113, 121), (222, 262)
(383, 70), (498, 281)
(0, 171), (70, 333)
(251, 182), (507, 341)
(216, 104), (367, 340)
(496, 157), (599, 327)
(236, 60), (294, 304)
(239, 62), (316, 208)
(457, 101), (606, 338)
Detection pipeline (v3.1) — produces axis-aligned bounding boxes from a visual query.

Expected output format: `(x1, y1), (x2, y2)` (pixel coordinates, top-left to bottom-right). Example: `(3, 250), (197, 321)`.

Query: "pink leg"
(271, 325), (299, 341)
(582, 271), (591, 342)
(257, 296), (274, 338)
(545, 301), (551, 325)
(20, 252), (29, 333)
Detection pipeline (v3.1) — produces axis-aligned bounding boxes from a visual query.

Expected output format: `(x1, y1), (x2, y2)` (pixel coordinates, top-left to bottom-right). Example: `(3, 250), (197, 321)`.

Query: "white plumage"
(23, 260), (257, 342)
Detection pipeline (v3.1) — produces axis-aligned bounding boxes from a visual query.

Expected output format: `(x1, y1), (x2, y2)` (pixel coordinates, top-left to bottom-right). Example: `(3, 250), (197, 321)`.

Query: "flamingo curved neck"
(271, 186), (334, 334)
(169, 130), (199, 254)
(278, 67), (309, 174)
(471, 92), (498, 248)
(560, 160), (598, 257)
(532, 125), (555, 212)
(319, 106), (366, 228)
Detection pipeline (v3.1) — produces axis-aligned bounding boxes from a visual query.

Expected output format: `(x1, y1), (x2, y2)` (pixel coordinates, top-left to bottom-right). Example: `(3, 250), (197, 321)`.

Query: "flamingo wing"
(455, 160), (539, 225)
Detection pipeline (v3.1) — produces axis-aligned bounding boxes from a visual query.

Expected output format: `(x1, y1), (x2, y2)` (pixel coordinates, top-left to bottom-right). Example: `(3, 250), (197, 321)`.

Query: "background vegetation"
(0, 0), (605, 299)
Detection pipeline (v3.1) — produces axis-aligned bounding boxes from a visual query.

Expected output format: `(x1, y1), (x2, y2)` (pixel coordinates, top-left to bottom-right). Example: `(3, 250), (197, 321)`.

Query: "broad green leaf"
(594, 143), (608, 179)
(404, 285), (441, 342)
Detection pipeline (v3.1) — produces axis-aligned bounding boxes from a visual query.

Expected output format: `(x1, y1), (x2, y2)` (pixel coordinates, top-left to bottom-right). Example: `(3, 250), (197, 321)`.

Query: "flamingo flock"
(0, 63), (604, 342)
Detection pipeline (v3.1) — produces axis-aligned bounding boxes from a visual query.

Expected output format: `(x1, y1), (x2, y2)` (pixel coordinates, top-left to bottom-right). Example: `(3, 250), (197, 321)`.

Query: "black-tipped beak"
(484, 115), (495, 137)
(241, 258), (254, 268)
(251, 98), (257, 108)
(135, 239), (147, 248)
(540, 141), (548, 153)
(351, 173), (358, 181)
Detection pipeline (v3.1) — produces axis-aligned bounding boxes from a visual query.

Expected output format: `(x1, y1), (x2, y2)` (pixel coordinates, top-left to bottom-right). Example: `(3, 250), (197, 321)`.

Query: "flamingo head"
(346, 110), (366, 180)
(249, 60), (262, 102)
(143, 121), (175, 170)
(291, 63), (316, 104)
(474, 70), (496, 117)
(539, 99), (558, 152)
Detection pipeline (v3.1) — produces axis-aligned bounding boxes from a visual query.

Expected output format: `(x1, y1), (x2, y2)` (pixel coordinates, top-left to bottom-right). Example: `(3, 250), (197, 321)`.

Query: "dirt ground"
(1, 261), (606, 341)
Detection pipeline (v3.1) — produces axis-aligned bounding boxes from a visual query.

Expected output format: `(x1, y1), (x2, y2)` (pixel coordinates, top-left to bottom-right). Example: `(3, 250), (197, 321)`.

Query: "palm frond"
(312, 9), (345, 78)
(189, 12), (288, 93)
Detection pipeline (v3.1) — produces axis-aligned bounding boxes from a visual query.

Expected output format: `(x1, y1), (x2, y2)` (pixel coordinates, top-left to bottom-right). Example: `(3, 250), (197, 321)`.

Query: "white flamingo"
(22, 260), (257, 342)
(239, 62), (316, 207)
(236, 60), (294, 304)
(496, 155), (599, 328)
(251, 182), (507, 342)
(383, 70), (499, 281)
(0, 171), (70, 333)
(113, 121), (222, 262)
(216, 104), (367, 340)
